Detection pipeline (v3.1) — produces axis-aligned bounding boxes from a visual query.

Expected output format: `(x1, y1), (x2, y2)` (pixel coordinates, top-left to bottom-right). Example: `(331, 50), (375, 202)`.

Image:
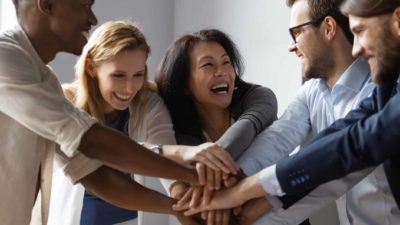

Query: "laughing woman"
(156, 29), (277, 224)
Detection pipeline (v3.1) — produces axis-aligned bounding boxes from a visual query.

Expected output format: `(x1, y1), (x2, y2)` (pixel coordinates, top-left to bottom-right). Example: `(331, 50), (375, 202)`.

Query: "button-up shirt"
(239, 59), (399, 225)
(0, 25), (102, 225)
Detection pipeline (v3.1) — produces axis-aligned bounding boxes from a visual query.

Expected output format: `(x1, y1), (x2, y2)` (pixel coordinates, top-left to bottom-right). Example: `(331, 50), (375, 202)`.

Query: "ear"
(322, 16), (337, 41)
(37, 0), (53, 15)
(392, 7), (400, 37)
(85, 58), (97, 78)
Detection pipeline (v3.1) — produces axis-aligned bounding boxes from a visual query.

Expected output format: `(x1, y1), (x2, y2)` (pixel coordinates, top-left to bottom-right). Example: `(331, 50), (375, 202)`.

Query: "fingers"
(190, 186), (203, 208)
(196, 163), (206, 186)
(202, 186), (213, 205)
(176, 187), (194, 210)
(206, 166), (215, 190)
(207, 210), (215, 225)
(214, 170), (222, 190)
(222, 209), (230, 225)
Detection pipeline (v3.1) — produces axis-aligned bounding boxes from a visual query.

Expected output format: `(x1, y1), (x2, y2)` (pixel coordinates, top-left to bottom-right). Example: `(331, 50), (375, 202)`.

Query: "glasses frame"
(289, 16), (326, 43)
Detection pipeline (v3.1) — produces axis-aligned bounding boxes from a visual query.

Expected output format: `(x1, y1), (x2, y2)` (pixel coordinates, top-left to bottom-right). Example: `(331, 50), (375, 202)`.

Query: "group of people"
(0, 0), (399, 225)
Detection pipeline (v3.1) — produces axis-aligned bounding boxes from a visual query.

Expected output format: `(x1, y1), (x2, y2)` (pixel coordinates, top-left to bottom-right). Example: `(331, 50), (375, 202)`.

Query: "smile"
(114, 93), (131, 101)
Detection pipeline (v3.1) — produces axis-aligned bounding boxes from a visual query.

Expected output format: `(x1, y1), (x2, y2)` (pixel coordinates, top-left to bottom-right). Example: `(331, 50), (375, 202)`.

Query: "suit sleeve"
(276, 87), (399, 196)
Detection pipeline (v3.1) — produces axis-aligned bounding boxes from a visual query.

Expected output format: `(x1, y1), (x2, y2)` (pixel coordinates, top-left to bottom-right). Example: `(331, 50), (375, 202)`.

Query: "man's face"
(288, 0), (334, 80)
(350, 13), (400, 84)
(49, 0), (97, 55)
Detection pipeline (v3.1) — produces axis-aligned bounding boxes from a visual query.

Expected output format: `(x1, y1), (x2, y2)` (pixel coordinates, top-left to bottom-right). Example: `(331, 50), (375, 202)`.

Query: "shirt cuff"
(266, 195), (283, 213)
(58, 106), (97, 157)
(259, 164), (285, 196)
(60, 152), (103, 184)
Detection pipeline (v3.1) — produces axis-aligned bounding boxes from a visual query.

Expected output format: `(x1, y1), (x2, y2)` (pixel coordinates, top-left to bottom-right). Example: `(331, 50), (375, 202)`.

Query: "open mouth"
(210, 83), (229, 94)
(114, 93), (131, 101)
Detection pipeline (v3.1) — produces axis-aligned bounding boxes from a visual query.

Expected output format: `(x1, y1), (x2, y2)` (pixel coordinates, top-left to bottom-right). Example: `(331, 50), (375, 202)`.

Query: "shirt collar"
(318, 58), (371, 93)
(12, 24), (49, 73)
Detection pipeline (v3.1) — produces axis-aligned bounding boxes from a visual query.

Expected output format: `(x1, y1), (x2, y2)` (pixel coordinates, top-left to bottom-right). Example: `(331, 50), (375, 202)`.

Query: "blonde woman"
(47, 21), (205, 225)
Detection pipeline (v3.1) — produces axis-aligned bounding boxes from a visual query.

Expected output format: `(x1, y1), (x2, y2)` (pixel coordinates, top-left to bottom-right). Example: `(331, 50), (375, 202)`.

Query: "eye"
(200, 62), (213, 68)
(133, 73), (145, 77)
(223, 60), (231, 65)
(111, 73), (125, 78)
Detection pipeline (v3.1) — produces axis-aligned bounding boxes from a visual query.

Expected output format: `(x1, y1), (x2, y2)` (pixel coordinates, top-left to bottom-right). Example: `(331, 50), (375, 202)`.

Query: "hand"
(175, 211), (205, 225)
(196, 163), (228, 191)
(204, 209), (230, 225)
(181, 143), (239, 175)
(170, 181), (190, 200)
(235, 197), (272, 225)
(174, 185), (245, 216)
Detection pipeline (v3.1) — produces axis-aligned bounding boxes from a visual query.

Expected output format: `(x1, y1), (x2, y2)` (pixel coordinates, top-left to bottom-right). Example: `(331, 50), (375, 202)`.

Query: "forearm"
(81, 166), (178, 215)
(79, 124), (197, 183)
(159, 144), (188, 164)
(236, 173), (268, 204)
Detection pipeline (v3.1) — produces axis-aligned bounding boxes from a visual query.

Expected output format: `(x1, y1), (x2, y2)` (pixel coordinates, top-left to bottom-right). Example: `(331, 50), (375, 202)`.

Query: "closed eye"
(200, 62), (213, 68)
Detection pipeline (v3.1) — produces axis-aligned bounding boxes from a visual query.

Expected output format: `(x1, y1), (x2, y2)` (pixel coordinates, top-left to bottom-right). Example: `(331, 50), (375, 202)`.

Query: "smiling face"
(188, 41), (235, 110)
(50, 0), (98, 55)
(90, 49), (147, 113)
(288, 0), (334, 80)
(350, 13), (400, 84)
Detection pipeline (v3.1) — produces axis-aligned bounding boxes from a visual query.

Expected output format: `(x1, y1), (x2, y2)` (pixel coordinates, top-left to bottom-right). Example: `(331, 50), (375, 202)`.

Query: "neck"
(19, 14), (57, 64)
(326, 40), (355, 89)
(196, 104), (230, 142)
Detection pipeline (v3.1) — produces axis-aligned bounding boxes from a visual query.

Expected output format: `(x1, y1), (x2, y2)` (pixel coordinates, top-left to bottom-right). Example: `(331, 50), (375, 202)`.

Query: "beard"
(370, 25), (400, 85)
(302, 44), (334, 80)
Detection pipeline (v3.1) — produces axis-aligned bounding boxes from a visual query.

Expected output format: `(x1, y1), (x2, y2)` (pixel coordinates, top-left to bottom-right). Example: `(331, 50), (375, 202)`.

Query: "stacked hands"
(170, 143), (272, 225)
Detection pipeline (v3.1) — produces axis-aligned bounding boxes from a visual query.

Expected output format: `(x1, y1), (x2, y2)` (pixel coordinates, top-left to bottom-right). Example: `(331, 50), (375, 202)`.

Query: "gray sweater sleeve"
(217, 85), (277, 159)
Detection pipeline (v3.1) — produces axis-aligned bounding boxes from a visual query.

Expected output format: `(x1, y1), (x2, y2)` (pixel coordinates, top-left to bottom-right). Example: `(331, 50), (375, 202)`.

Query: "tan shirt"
(0, 25), (101, 225)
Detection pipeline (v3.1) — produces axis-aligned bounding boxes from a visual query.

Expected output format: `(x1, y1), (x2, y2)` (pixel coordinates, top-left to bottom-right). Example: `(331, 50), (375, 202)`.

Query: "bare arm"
(79, 124), (197, 184)
(80, 166), (201, 225)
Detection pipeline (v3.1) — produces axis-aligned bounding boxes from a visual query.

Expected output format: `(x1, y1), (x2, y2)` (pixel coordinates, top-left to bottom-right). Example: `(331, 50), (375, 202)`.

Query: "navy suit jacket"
(275, 77), (400, 208)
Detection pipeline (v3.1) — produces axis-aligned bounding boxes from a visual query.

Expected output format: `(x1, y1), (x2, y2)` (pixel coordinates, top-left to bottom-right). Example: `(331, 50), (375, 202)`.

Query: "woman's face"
(93, 49), (147, 113)
(188, 41), (235, 110)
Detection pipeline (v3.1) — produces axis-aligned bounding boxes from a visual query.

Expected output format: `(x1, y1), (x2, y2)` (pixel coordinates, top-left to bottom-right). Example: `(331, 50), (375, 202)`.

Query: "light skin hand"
(181, 142), (239, 175)
(236, 197), (272, 225)
(175, 173), (268, 215)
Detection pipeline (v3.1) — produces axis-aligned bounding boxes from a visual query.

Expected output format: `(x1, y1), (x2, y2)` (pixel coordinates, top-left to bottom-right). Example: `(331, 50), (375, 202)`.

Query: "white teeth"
(115, 93), (131, 100)
(211, 83), (228, 89)
(210, 83), (229, 94)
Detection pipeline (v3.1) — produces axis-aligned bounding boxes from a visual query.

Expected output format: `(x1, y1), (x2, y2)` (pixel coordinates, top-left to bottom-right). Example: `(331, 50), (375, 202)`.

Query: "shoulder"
(144, 91), (168, 112)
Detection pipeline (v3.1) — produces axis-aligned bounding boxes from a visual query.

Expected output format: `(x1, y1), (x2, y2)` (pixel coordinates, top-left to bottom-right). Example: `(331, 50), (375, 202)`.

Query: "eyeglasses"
(289, 16), (326, 43)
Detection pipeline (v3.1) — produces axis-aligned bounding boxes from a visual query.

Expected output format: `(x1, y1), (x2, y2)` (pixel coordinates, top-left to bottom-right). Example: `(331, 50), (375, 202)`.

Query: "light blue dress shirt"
(239, 59), (400, 225)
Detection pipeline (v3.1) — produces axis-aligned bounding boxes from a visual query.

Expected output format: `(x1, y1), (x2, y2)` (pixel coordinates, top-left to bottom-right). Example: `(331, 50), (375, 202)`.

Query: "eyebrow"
(199, 53), (229, 61)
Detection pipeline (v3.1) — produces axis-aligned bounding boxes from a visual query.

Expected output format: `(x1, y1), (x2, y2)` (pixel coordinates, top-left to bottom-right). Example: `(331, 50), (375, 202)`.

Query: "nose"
(288, 39), (296, 52)
(214, 68), (226, 77)
(89, 10), (98, 26)
(352, 39), (363, 58)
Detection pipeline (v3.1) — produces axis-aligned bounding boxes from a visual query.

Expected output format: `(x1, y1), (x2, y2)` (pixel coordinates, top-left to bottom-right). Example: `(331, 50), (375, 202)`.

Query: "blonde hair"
(65, 20), (156, 125)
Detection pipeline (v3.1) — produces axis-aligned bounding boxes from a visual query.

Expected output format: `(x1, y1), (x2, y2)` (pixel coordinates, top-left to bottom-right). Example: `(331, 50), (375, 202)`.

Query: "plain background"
(0, 1), (338, 224)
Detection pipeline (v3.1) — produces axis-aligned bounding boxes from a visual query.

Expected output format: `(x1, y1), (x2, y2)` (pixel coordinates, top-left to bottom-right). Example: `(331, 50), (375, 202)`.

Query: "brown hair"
(341, 0), (400, 17)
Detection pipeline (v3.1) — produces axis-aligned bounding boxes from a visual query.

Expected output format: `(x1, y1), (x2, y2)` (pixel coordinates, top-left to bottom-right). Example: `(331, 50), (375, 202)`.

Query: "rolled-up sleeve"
(0, 43), (96, 158)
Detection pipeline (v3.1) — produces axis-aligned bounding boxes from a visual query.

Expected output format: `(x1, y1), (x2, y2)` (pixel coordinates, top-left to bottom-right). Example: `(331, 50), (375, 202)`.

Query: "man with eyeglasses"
(189, 0), (395, 224)
(177, 0), (400, 224)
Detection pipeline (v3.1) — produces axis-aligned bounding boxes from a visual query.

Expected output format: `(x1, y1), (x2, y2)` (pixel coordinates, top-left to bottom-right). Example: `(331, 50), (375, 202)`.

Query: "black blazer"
(275, 78), (400, 208)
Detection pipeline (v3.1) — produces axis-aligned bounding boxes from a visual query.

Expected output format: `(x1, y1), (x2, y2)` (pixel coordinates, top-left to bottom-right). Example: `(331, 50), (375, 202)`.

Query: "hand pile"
(170, 143), (272, 225)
